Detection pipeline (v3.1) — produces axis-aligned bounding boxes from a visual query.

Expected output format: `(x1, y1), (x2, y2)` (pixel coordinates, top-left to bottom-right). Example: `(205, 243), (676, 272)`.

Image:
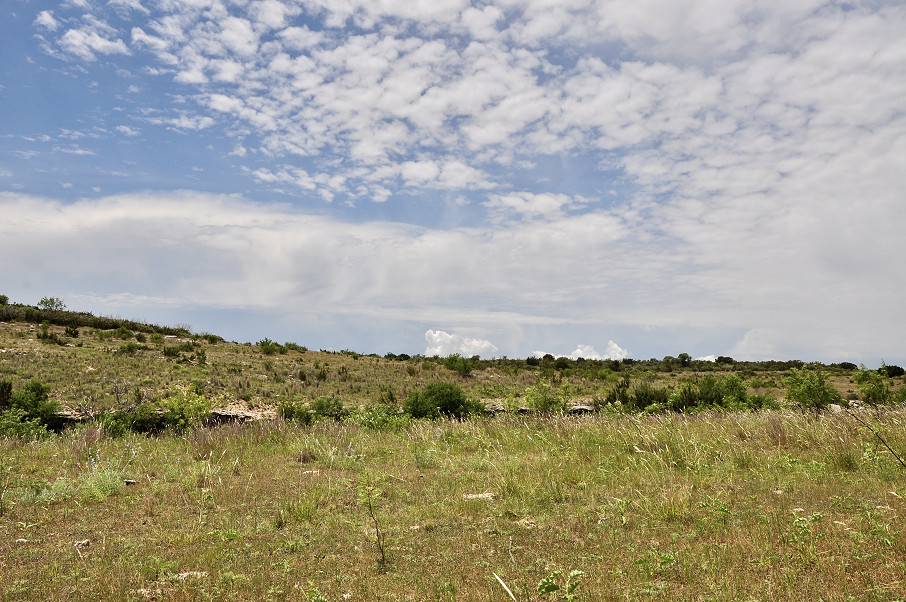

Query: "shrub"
(404, 383), (480, 419)
(854, 366), (893, 406)
(258, 338), (285, 355)
(0, 294), (8, 305)
(64, 325), (79, 338)
(311, 395), (346, 421)
(525, 380), (565, 414)
(443, 354), (473, 377)
(630, 379), (669, 413)
(785, 368), (843, 414)
(0, 380), (11, 411)
(347, 403), (410, 431)
(162, 390), (211, 431)
(8, 380), (63, 431)
(0, 408), (52, 440)
(277, 399), (314, 426)
(883, 364), (905, 378)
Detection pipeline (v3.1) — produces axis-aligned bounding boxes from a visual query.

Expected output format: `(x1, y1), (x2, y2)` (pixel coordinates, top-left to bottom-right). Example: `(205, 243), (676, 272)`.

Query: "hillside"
(0, 304), (875, 424)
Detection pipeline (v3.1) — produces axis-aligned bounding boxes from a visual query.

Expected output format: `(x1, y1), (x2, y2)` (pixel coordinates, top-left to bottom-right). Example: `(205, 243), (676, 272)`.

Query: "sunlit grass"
(1, 410), (905, 600)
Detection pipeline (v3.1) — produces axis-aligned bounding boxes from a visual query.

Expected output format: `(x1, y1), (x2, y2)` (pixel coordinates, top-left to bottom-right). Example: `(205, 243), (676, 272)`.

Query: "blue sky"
(2, 0), (905, 365)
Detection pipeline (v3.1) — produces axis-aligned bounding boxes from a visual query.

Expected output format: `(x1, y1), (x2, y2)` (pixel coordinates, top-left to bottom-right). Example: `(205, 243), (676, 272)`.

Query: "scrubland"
(2, 313), (906, 600)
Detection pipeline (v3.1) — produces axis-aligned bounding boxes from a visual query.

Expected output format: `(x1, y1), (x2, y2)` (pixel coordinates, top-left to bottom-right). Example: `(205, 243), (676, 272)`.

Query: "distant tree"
(37, 297), (65, 311)
(883, 364), (905, 378)
(716, 356), (735, 365)
(0, 294), (8, 305)
(678, 353), (692, 367)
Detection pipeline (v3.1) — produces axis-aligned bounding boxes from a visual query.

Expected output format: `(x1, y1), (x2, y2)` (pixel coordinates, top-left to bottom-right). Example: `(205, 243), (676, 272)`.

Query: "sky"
(1, 0), (905, 366)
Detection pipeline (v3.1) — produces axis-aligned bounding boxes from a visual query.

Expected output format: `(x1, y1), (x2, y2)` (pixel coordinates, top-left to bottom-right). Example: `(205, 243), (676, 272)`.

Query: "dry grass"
(2, 410), (906, 600)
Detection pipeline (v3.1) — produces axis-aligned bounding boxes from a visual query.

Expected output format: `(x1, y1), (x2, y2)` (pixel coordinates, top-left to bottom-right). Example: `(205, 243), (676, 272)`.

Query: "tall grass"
(1, 410), (905, 600)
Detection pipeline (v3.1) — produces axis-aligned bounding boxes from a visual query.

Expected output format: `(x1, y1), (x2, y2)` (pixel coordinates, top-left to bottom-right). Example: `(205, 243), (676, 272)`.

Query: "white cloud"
(114, 125), (140, 136)
(537, 342), (629, 361)
(34, 10), (60, 31)
(1, 190), (904, 363)
(59, 22), (131, 61)
(425, 330), (499, 358)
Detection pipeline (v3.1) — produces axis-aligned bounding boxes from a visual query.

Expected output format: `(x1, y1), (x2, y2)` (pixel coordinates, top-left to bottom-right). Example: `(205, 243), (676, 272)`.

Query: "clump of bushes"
(785, 368), (844, 414)
(0, 379), (61, 439)
(443, 354), (473, 377)
(403, 383), (484, 419)
(525, 380), (566, 414)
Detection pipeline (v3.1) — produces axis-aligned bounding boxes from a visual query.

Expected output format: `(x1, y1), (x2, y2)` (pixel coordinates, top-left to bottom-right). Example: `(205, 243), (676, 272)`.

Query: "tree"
(37, 297), (65, 311)
(0, 294), (8, 305)
(785, 368), (843, 415)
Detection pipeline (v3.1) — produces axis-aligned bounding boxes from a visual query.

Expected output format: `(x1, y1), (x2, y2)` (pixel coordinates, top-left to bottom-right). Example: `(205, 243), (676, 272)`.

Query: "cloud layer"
(2, 1), (905, 364)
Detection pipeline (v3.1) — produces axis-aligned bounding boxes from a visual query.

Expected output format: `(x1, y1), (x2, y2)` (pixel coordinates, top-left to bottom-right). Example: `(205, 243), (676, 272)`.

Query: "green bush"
(347, 403), (410, 431)
(525, 380), (565, 414)
(311, 396), (346, 421)
(854, 366), (893, 406)
(443, 354), (473, 376)
(404, 383), (480, 420)
(8, 380), (63, 431)
(0, 408), (52, 440)
(0, 380), (11, 411)
(277, 399), (314, 426)
(257, 338), (285, 355)
(162, 390), (211, 431)
(0, 294), (8, 305)
(37, 297), (65, 311)
(785, 368), (843, 414)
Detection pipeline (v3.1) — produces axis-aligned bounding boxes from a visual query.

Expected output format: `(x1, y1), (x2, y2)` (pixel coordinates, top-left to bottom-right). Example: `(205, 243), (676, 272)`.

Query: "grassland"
(2, 316), (906, 600)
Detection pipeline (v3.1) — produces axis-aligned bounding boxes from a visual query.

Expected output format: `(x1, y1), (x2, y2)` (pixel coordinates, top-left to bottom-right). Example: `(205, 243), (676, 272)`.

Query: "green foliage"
(37, 297), (66, 311)
(311, 395), (346, 421)
(0, 380), (11, 411)
(403, 382), (480, 419)
(0, 408), (53, 440)
(7, 380), (63, 431)
(854, 365), (893, 406)
(162, 390), (212, 431)
(277, 399), (314, 426)
(443, 353), (473, 376)
(0, 294), (8, 305)
(537, 569), (585, 601)
(64, 325), (79, 338)
(525, 380), (566, 414)
(346, 403), (409, 431)
(785, 368), (843, 414)
(257, 338), (285, 355)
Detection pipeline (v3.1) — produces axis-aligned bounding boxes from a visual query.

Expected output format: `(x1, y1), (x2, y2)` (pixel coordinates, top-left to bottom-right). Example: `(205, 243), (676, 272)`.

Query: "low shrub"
(443, 354), (473, 377)
(162, 390), (212, 431)
(277, 399), (314, 426)
(525, 380), (565, 414)
(785, 368), (843, 414)
(311, 396), (346, 421)
(347, 403), (410, 431)
(0, 408), (52, 440)
(403, 383), (482, 419)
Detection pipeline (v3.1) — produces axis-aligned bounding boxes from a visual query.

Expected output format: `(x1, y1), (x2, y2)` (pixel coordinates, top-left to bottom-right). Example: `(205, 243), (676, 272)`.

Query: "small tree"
(0, 294), (8, 305)
(785, 368), (843, 415)
(37, 297), (66, 311)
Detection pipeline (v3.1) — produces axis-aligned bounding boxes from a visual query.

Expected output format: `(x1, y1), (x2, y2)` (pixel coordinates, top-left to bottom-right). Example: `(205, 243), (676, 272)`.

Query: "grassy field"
(2, 316), (906, 600)
(2, 411), (906, 600)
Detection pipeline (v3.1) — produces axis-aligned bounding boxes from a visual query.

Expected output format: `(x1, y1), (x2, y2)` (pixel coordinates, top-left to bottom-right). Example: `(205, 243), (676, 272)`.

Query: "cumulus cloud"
(425, 330), (499, 358)
(14, 1), (906, 363)
(34, 10), (60, 31)
(536, 342), (629, 361)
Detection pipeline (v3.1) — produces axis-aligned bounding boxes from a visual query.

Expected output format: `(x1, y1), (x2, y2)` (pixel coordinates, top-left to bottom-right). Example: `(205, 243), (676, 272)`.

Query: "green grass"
(2, 411), (906, 600)
(3, 317), (906, 600)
